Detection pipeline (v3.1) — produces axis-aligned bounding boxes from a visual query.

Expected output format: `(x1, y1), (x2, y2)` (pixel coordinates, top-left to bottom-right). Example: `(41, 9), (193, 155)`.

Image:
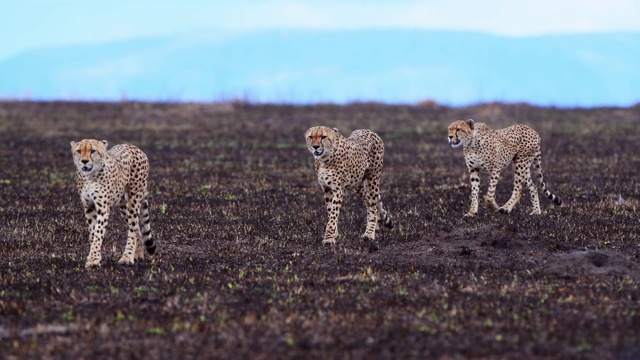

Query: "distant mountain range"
(1, 30), (639, 106)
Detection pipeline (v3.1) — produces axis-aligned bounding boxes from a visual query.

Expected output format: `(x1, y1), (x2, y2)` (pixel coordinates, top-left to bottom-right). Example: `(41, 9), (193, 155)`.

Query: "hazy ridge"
(1, 30), (639, 106)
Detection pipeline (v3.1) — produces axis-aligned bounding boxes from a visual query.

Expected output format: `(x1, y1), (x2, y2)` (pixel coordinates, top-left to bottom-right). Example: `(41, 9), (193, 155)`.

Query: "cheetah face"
(70, 139), (109, 174)
(448, 119), (475, 148)
(305, 126), (339, 159)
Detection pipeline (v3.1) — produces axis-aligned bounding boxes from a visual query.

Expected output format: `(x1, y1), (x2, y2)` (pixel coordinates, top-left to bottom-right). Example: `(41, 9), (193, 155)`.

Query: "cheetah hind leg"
(115, 196), (136, 265)
(118, 194), (144, 261)
(526, 172), (542, 215)
(118, 195), (144, 265)
(360, 188), (379, 241)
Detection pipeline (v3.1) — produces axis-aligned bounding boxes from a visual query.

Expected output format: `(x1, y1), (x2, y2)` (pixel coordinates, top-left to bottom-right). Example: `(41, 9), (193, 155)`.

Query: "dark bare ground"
(1, 101), (639, 359)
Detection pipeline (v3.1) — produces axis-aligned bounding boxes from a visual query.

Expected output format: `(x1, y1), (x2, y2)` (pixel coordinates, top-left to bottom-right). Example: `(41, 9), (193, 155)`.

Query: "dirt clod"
(541, 250), (640, 280)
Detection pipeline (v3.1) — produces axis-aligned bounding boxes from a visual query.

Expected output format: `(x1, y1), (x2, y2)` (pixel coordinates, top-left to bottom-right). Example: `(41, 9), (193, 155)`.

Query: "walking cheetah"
(71, 139), (156, 268)
(447, 119), (562, 217)
(305, 126), (393, 247)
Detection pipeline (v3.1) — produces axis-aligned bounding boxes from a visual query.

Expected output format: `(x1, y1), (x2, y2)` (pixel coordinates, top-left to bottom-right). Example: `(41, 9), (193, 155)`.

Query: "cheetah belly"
(344, 161), (367, 189)
(316, 163), (365, 190)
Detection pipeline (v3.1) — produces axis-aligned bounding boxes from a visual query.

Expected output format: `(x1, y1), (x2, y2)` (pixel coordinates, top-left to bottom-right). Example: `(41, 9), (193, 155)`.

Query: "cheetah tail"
(381, 212), (394, 229)
(140, 197), (157, 255)
(377, 199), (394, 229)
(533, 153), (563, 207)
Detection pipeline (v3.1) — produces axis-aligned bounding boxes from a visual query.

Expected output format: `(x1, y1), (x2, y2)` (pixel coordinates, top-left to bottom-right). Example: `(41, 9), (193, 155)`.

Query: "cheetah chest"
(466, 147), (501, 173)
(317, 162), (365, 190)
(465, 137), (507, 172)
(83, 169), (130, 207)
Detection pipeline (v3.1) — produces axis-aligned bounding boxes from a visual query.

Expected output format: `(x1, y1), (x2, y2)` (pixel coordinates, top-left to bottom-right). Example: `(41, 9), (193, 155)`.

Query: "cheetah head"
(70, 139), (109, 174)
(305, 126), (340, 159)
(448, 119), (475, 148)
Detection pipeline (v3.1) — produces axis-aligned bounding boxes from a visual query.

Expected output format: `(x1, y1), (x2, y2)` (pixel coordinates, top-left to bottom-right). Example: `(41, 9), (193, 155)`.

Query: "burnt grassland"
(0, 101), (639, 359)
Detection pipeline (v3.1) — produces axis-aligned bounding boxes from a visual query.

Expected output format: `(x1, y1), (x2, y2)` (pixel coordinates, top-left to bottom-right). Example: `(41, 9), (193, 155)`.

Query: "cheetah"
(71, 139), (156, 268)
(305, 126), (393, 247)
(447, 119), (562, 217)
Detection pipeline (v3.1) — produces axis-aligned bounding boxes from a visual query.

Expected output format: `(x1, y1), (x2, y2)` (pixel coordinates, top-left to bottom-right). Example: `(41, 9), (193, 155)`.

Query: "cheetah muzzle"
(312, 148), (324, 158)
(448, 136), (461, 147)
(80, 163), (93, 173)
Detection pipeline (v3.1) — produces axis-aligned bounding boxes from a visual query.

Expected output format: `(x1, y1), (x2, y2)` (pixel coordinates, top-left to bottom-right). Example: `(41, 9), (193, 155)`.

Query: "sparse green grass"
(0, 101), (639, 358)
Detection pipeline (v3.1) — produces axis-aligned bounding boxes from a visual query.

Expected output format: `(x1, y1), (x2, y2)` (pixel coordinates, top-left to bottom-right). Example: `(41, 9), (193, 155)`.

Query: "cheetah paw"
(463, 212), (476, 218)
(117, 256), (135, 265)
(322, 238), (336, 245)
(85, 260), (101, 268)
(484, 197), (499, 212)
(361, 234), (375, 241)
(498, 207), (510, 214)
(361, 235), (380, 252)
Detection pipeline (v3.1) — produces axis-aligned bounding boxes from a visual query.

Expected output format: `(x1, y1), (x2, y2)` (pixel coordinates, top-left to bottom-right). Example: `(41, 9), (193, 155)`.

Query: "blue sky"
(3, 0), (640, 60)
(2, 1), (639, 105)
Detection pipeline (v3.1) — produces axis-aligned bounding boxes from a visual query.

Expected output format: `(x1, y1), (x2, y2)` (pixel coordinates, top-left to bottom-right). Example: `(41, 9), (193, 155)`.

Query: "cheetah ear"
(332, 127), (339, 133)
(466, 119), (475, 130)
(70, 141), (76, 148)
(100, 140), (108, 148)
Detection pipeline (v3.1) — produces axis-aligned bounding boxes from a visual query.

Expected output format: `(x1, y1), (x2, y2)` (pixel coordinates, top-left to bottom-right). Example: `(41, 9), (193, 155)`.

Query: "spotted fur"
(71, 139), (156, 268)
(305, 126), (393, 246)
(448, 119), (562, 217)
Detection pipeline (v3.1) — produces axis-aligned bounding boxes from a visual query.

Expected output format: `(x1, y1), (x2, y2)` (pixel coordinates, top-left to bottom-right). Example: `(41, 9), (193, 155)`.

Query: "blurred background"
(1, 0), (639, 107)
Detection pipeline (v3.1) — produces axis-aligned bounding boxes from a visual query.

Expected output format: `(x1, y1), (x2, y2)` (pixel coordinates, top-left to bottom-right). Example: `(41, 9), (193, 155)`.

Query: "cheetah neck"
(317, 138), (347, 165)
(463, 132), (480, 151)
(80, 154), (113, 179)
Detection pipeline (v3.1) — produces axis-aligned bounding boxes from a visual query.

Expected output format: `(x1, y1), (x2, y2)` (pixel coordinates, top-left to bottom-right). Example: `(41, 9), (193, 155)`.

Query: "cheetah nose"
(81, 159), (89, 164)
(448, 135), (453, 140)
(312, 145), (320, 149)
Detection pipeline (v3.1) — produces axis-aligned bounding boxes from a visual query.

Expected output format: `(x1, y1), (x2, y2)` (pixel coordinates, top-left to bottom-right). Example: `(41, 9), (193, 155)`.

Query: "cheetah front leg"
(322, 185), (338, 239)
(118, 193), (143, 265)
(83, 202), (97, 231)
(85, 204), (110, 268)
(323, 187), (343, 245)
(465, 168), (481, 217)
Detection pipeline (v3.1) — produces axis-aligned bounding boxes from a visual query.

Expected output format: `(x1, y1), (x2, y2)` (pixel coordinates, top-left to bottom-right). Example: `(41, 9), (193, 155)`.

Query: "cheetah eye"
(308, 136), (313, 140)
(90, 149), (96, 154)
(321, 135), (327, 139)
